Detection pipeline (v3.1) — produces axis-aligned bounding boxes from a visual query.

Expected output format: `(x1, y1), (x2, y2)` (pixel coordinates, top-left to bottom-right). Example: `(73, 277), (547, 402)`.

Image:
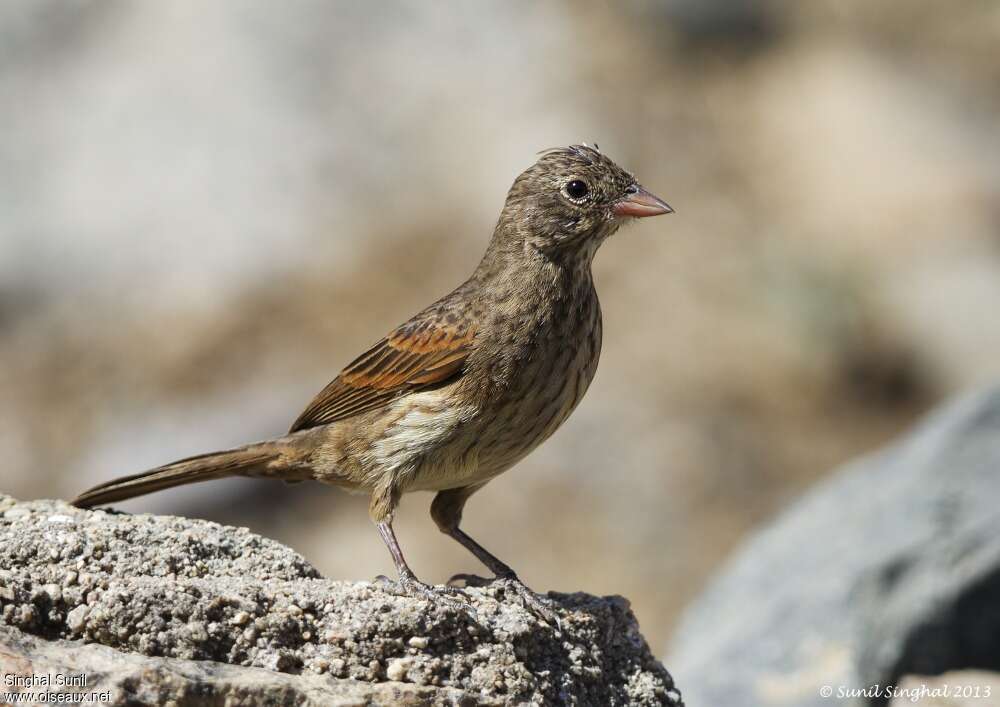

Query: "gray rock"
(855, 515), (1000, 705)
(0, 495), (680, 706)
(0, 626), (476, 707)
(668, 386), (1000, 707)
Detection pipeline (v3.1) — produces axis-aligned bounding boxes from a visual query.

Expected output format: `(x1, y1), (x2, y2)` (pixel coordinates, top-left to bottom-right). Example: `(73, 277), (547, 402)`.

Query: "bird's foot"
(374, 574), (477, 620)
(448, 573), (561, 628)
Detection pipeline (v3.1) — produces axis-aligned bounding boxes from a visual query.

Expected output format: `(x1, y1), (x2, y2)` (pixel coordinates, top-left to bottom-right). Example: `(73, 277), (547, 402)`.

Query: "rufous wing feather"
(289, 318), (475, 433)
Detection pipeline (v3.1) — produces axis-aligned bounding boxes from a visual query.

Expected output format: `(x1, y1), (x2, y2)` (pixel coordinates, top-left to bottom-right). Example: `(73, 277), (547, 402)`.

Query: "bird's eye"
(565, 179), (589, 200)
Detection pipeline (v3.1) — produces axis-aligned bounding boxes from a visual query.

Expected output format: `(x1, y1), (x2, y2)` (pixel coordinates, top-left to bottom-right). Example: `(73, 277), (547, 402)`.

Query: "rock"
(669, 386), (1000, 707)
(0, 496), (681, 706)
(855, 516), (1000, 704)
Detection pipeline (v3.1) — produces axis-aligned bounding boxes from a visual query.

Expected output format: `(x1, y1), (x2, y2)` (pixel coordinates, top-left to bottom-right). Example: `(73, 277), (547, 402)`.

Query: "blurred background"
(2, 0), (999, 654)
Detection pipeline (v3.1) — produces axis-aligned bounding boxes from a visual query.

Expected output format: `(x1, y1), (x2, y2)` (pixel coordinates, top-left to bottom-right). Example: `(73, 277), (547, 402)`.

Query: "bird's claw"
(374, 574), (478, 621)
(501, 578), (561, 628)
(448, 573), (561, 628)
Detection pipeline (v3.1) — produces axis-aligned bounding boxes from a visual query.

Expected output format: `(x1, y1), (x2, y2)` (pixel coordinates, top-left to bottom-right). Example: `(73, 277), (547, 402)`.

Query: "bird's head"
(498, 144), (672, 256)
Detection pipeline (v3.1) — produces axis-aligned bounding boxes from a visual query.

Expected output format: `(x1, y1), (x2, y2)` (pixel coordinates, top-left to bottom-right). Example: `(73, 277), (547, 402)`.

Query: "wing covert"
(289, 318), (474, 432)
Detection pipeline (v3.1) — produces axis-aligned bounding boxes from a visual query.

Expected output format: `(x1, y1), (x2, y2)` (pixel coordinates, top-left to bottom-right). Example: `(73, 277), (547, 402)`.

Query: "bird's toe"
(497, 578), (561, 628)
(374, 574), (479, 621)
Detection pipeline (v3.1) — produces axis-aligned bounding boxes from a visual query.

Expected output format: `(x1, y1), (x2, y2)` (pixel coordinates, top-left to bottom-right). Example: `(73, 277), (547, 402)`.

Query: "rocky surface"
(0, 495), (680, 706)
(668, 386), (1000, 706)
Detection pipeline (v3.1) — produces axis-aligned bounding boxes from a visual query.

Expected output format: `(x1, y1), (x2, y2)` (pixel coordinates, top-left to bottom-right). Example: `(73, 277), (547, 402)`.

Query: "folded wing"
(289, 315), (475, 433)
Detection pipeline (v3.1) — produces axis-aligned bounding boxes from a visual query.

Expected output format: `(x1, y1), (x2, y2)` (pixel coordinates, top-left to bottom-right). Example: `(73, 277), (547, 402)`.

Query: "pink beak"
(613, 187), (674, 218)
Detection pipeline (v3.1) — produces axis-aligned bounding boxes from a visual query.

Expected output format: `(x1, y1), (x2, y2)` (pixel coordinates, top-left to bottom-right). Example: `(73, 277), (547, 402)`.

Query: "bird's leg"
(375, 519), (424, 588)
(444, 527), (517, 581)
(431, 486), (559, 624)
(370, 490), (471, 614)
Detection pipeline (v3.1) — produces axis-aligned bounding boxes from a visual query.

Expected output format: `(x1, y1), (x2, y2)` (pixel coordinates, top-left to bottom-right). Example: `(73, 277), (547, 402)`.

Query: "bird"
(72, 144), (672, 618)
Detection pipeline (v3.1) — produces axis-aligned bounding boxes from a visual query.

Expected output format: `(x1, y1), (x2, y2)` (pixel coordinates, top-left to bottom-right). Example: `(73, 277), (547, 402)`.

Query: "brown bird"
(72, 145), (672, 617)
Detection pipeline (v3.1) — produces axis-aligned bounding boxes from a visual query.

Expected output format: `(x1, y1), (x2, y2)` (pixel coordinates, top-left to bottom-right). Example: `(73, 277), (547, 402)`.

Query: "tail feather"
(71, 444), (280, 509)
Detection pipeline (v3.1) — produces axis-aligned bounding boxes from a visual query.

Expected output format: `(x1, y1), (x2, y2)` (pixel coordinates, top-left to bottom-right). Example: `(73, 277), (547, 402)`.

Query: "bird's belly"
(476, 365), (596, 473)
(399, 301), (602, 493)
(362, 388), (477, 491)
(415, 339), (600, 491)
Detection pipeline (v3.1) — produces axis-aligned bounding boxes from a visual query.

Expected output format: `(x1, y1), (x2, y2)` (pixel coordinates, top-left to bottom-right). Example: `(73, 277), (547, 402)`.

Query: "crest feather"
(537, 144), (603, 165)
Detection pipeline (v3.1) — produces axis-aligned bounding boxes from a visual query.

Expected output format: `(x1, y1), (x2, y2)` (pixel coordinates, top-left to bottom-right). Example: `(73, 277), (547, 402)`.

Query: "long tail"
(72, 440), (291, 509)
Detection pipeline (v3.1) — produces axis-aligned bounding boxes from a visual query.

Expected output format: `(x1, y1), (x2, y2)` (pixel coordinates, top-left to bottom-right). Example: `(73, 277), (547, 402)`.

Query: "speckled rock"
(0, 495), (681, 706)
